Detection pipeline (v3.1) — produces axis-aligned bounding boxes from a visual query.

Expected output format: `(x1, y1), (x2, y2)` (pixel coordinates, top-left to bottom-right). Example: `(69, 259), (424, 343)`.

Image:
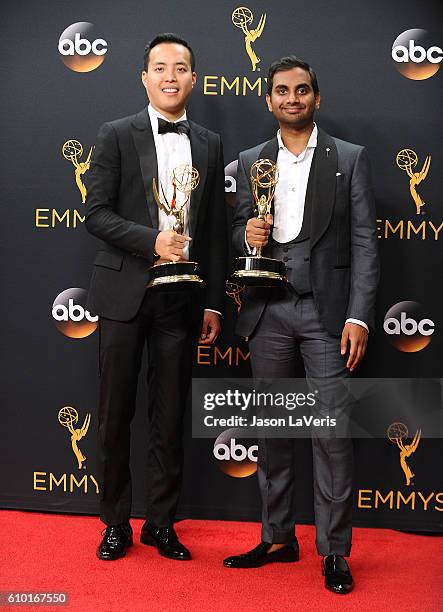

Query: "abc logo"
(384, 301), (434, 352)
(392, 29), (442, 80)
(213, 428), (257, 477)
(224, 160), (238, 208)
(58, 22), (108, 73)
(52, 288), (98, 339)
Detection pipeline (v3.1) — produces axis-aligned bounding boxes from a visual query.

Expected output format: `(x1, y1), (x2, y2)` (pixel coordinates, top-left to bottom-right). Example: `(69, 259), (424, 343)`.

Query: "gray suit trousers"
(248, 290), (353, 556)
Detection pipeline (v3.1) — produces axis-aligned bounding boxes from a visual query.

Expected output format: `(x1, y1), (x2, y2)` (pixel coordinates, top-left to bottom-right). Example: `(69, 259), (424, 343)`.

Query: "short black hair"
(143, 33), (195, 72)
(266, 55), (319, 96)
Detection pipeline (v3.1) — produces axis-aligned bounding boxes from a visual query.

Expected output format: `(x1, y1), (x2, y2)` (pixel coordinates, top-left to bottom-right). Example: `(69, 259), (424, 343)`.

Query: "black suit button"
(283, 256), (290, 262)
(283, 246), (289, 252)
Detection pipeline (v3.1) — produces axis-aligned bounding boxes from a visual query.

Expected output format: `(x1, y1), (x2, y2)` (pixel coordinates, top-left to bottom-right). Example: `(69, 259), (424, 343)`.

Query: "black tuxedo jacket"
(232, 127), (379, 338)
(85, 107), (227, 321)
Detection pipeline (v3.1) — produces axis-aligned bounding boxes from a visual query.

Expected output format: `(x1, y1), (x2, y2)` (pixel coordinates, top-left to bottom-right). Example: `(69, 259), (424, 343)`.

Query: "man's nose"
(164, 69), (177, 81)
(287, 91), (299, 104)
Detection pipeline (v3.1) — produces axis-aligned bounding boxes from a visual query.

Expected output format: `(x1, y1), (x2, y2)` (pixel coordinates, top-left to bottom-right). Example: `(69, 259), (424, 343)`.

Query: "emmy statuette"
(231, 158), (287, 286)
(147, 164), (205, 289)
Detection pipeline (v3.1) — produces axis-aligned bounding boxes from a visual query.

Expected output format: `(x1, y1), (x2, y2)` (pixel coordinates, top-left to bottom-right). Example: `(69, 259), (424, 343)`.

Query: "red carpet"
(1, 510), (442, 611)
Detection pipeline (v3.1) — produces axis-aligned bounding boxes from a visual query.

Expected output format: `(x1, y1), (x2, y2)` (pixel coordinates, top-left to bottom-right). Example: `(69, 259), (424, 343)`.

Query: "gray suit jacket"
(232, 127), (379, 338)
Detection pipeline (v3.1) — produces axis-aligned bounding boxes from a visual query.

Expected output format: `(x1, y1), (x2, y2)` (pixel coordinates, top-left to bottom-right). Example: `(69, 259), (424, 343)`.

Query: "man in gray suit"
(223, 56), (379, 594)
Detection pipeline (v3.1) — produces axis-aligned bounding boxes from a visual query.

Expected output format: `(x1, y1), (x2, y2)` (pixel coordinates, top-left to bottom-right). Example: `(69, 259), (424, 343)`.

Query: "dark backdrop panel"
(1, 0), (442, 531)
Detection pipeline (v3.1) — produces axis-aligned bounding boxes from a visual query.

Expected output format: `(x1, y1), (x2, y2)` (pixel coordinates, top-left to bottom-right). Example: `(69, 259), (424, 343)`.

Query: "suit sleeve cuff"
(346, 318), (369, 333)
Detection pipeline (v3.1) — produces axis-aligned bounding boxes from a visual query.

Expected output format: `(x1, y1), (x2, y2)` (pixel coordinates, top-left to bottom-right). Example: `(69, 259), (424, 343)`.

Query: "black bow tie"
(157, 118), (190, 136)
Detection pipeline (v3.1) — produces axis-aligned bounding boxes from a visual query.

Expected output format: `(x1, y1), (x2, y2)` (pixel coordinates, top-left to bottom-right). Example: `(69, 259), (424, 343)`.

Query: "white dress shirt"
(273, 124), (317, 242)
(148, 104), (220, 318)
(148, 104), (192, 260)
(245, 124), (368, 332)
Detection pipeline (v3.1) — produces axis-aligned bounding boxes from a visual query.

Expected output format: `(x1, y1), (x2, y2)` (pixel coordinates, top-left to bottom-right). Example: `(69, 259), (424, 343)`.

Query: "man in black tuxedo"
(223, 57), (379, 593)
(85, 33), (227, 561)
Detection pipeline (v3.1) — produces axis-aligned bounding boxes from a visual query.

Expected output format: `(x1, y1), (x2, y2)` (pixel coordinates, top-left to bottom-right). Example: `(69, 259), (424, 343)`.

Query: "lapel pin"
(326, 147), (330, 157)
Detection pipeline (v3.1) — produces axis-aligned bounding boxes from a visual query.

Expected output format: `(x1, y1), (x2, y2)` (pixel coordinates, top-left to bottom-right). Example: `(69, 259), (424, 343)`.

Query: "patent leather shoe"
(96, 523), (133, 560)
(223, 539), (299, 568)
(322, 555), (354, 594)
(140, 522), (191, 560)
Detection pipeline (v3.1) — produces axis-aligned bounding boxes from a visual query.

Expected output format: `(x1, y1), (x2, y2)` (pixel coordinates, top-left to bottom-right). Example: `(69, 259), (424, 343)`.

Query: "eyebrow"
(152, 61), (188, 66)
(275, 81), (311, 89)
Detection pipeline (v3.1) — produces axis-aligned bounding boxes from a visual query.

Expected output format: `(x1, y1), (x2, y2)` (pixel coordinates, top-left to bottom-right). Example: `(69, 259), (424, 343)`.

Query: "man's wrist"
(345, 318), (369, 333)
(205, 309), (222, 316)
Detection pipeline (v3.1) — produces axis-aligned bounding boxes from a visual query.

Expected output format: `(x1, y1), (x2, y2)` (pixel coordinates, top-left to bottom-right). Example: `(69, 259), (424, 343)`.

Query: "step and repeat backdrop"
(1, 0), (442, 531)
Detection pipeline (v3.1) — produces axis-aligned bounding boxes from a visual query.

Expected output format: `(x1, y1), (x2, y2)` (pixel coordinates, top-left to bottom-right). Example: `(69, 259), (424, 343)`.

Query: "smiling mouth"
(162, 87), (179, 94)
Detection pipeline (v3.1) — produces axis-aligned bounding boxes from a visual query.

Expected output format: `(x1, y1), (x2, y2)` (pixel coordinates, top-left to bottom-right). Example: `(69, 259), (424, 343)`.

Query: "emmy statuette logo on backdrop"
(357, 423), (442, 512)
(62, 140), (93, 204)
(232, 6), (266, 72)
(58, 407), (91, 470)
(226, 281), (244, 313)
(33, 406), (99, 494)
(387, 423), (421, 487)
(202, 7), (269, 96)
(376, 147), (441, 241)
(34, 139), (93, 229)
(396, 148), (431, 215)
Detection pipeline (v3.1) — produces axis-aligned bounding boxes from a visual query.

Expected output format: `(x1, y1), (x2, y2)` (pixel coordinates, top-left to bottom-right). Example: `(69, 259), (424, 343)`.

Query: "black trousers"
(97, 289), (200, 527)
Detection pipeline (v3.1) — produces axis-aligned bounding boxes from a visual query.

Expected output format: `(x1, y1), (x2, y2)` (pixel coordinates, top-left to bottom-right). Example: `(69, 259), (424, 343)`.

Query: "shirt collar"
(277, 123), (318, 156)
(148, 103), (187, 134)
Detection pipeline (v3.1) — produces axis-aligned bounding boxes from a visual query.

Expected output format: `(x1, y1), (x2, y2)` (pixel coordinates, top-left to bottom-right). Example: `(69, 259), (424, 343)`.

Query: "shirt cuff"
(205, 309), (222, 316)
(345, 318), (369, 333)
(244, 230), (256, 255)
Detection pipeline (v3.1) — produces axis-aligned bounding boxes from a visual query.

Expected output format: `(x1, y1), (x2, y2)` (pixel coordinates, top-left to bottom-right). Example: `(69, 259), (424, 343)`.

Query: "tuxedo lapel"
(131, 107), (159, 228)
(254, 132), (336, 248)
(257, 137), (279, 218)
(310, 128), (337, 249)
(188, 121), (208, 239)
(258, 137), (279, 163)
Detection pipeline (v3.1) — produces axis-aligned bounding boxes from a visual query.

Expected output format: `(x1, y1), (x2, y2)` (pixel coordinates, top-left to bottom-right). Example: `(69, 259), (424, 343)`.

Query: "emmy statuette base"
(147, 260), (205, 290)
(231, 256), (287, 287)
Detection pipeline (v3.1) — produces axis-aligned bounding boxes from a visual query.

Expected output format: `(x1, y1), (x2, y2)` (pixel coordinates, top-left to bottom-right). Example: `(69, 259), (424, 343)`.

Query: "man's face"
(266, 67), (320, 129)
(141, 42), (196, 120)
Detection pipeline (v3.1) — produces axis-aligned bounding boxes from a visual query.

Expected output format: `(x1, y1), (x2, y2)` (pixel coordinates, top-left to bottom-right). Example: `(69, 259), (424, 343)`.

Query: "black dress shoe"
(322, 555), (354, 594)
(140, 522), (191, 560)
(223, 540), (299, 568)
(96, 523), (133, 560)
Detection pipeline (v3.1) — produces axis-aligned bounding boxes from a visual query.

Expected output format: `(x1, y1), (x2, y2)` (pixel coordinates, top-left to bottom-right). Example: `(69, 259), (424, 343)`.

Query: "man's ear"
(265, 94), (273, 113)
